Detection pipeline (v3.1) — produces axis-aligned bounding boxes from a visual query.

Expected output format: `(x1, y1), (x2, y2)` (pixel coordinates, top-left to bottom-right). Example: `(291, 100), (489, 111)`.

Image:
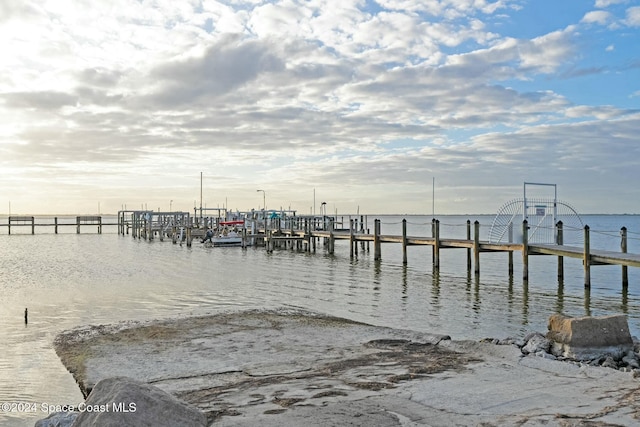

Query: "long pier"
(0, 216), (117, 234)
(259, 218), (639, 288)
(3, 213), (639, 287)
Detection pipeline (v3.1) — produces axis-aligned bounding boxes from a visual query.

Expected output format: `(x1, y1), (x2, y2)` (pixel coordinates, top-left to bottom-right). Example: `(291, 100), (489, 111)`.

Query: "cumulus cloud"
(581, 10), (612, 25)
(0, 0), (638, 214)
(625, 6), (640, 26)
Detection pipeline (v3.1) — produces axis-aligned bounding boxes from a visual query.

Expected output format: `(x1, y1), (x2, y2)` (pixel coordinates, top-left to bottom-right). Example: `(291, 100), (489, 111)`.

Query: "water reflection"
(584, 286), (592, 317)
(522, 280), (529, 326)
(431, 271), (440, 306)
(555, 279), (564, 314)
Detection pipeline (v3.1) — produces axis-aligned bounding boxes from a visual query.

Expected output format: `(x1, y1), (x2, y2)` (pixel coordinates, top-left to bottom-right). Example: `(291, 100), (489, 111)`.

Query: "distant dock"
(0, 215), (117, 234)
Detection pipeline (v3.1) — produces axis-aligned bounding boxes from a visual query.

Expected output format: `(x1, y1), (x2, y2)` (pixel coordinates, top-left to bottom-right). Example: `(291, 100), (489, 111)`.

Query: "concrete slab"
(53, 309), (640, 426)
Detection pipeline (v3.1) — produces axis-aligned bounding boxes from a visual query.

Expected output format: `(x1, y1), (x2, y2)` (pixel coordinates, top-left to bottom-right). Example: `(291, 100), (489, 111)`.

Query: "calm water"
(1, 214), (639, 426)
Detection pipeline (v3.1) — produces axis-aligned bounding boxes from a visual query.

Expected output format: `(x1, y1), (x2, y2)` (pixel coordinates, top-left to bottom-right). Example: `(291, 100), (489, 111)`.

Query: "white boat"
(203, 221), (246, 247)
(212, 229), (243, 247)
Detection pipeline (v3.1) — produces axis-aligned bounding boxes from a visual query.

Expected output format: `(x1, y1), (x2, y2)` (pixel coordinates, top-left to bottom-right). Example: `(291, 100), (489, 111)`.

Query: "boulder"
(71, 377), (207, 427)
(34, 411), (77, 427)
(547, 314), (633, 361)
(521, 332), (551, 355)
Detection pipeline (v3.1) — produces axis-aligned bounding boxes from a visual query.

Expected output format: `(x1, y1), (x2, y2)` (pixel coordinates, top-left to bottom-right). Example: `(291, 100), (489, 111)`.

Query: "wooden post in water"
(55, 217), (58, 234)
(349, 219), (355, 258)
(508, 222), (513, 276)
(98, 217), (102, 234)
(522, 220), (529, 282)
(466, 220), (471, 274)
(584, 225), (591, 288)
(76, 216), (80, 234)
(328, 219), (334, 254)
(431, 219), (436, 265)
(621, 227), (628, 288)
(402, 219), (407, 265)
(556, 221), (564, 280)
(374, 219), (381, 260)
(434, 219), (440, 270)
(31, 216), (35, 235)
(473, 221), (480, 275)
(186, 227), (192, 247)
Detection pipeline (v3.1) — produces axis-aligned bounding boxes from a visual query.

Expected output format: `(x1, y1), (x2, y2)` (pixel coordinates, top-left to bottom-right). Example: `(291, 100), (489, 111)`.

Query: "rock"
(535, 350), (556, 360)
(34, 411), (78, 427)
(622, 352), (640, 369)
(521, 333), (551, 355)
(71, 377), (207, 427)
(547, 314), (633, 361)
(601, 356), (618, 369)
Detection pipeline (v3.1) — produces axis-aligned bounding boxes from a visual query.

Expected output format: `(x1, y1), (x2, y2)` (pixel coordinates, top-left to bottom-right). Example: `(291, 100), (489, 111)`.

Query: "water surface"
(1, 214), (639, 426)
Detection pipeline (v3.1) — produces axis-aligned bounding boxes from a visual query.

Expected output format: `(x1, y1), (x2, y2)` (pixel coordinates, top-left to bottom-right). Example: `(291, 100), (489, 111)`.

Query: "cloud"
(625, 6), (640, 26)
(581, 10), (612, 25)
(148, 35), (286, 106)
(0, 91), (78, 110)
(594, 0), (627, 8)
(0, 0), (638, 214)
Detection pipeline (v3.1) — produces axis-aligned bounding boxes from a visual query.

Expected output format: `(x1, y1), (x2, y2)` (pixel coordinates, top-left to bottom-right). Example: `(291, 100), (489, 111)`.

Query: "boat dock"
(2, 212), (639, 288)
(0, 215), (116, 234)
(255, 217), (638, 288)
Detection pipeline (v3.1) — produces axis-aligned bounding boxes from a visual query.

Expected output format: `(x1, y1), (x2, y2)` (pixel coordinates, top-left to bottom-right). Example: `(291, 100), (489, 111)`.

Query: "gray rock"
(34, 411), (77, 427)
(622, 352), (640, 369)
(535, 350), (556, 360)
(521, 333), (551, 355)
(71, 377), (206, 427)
(601, 356), (618, 369)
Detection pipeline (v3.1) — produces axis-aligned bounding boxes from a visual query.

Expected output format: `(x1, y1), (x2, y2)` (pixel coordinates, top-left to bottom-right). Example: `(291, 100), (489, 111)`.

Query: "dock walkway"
(262, 218), (637, 288)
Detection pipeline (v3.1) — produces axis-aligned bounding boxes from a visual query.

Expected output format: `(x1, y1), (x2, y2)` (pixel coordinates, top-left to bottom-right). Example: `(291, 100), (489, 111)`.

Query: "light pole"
(256, 189), (266, 211)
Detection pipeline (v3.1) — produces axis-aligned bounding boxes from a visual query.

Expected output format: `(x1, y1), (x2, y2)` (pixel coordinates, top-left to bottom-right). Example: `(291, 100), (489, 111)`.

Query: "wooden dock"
(3, 212), (638, 288)
(0, 216), (117, 234)
(259, 218), (638, 288)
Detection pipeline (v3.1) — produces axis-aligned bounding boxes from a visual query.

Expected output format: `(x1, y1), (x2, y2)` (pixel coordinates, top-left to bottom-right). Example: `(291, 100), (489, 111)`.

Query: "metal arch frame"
(523, 182), (557, 223)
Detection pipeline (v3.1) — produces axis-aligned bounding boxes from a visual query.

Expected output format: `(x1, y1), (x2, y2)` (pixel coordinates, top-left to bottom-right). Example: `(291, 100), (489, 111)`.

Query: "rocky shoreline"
(42, 309), (640, 426)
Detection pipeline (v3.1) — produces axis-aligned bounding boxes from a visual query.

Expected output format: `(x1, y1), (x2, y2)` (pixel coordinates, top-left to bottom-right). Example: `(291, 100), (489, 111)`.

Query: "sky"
(1, 0), (639, 215)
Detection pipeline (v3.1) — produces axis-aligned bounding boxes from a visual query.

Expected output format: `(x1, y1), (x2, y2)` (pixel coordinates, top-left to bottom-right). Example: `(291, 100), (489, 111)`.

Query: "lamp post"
(256, 189), (266, 211)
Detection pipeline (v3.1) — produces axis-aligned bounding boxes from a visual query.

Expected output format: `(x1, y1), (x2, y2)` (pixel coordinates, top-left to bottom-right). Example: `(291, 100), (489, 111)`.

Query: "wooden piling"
(556, 221), (564, 280)
(522, 220), (529, 282)
(55, 217), (58, 234)
(349, 219), (355, 258)
(374, 219), (381, 260)
(508, 222), (513, 276)
(473, 221), (480, 275)
(466, 220), (472, 273)
(434, 219), (440, 270)
(584, 225), (591, 288)
(621, 227), (628, 288)
(431, 219), (436, 265)
(402, 219), (407, 265)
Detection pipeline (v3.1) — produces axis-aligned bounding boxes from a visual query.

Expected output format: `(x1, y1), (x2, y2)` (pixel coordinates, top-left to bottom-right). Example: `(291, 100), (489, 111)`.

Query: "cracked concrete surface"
(54, 309), (640, 426)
